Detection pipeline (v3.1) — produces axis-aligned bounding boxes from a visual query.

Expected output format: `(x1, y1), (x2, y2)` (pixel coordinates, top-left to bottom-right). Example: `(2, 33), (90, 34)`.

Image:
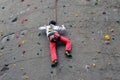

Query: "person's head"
(49, 20), (56, 25)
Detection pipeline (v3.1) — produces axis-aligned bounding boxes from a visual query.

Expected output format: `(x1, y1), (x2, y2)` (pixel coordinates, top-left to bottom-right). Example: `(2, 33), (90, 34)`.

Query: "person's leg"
(59, 36), (72, 58)
(55, 33), (72, 57)
(59, 36), (72, 52)
(49, 41), (58, 67)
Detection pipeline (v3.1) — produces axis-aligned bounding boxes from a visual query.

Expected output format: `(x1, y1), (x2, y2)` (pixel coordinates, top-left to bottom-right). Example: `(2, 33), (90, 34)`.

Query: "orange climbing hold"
(105, 35), (110, 41)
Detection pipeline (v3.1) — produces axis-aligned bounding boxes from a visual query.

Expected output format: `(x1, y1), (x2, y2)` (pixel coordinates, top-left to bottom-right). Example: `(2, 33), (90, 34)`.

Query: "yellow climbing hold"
(20, 67), (24, 71)
(24, 75), (29, 80)
(105, 35), (110, 41)
(108, 62), (112, 65)
(74, 13), (79, 17)
(21, 40), (25, 44)
(110, 29), (114, 32)
(13, 64), (16, 67)
(92, 63), (96, 67)
(79, 78), (84, 80)
(0, 53), (3, 57)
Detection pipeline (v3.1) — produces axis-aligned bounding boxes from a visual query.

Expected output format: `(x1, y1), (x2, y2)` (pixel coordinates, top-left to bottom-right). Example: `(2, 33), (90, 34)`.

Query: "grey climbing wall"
(0, 0), (120, 80)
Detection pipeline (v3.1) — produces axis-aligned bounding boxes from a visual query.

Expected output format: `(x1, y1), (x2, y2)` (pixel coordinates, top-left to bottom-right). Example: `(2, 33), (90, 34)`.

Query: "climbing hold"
(108, 62), (112, 65)
(99, 67), (104, 71)
(18, 43), (21, 47)
(13, 64), (16, 67)
(63, 5), (66, 8)
(37, 53), (39, 55)
(6, 37), (10, 41)
(23, 75), (29, 80)
(1, 20), (6, 24)
(102, 11), (106, 14)
(116, 20), (120, 23)
(16, 34), (19, 39)
(110, 29), (114, 32)
(27, 4), (30, 7)
(92, 63), (96, 68)
(1, 46), (4, 50)
(105, 35), (110, 41)
(69, 25), (72, 27)
(95, 2), (98, 5)
(85, 65), (90, 71)
(68, 65), (73, 68)
(86, 0), (90, 1)
(96, 0), (100, 1)
(34, 7), (38, 9)
(79, 78), (84, 80)
(21, 40), (25, 44)
(22, 50), (26, 54)
(40, 49), (42, 51)
(20, 67), (24, 71)
(13, 57), (16, 60)
(11, 17), (18, 22)
(105, 41), (110, 44)
(21, 0), (24, 2)
(112, 37), (115, 40)
(37, 42), (40, 45)
(2, 6), (5, 9)
(111, 33), (116, 36)
(21, 18), (28, 24)
(0, 53), (3, 57)
(74, 13), (79, 17)
(5, 64), (9, 67)
(96, 51), (101, 54)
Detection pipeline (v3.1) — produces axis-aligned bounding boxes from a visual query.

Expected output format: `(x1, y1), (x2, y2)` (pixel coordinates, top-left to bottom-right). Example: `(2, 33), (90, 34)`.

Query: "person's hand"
(44, 24), (47, 26)
(61, 24), (65, 28)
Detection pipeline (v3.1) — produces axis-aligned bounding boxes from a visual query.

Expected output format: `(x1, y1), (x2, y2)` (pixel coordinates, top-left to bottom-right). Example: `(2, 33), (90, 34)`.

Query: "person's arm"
(54, 25), (66, 31)
(38, 26), (46, 31)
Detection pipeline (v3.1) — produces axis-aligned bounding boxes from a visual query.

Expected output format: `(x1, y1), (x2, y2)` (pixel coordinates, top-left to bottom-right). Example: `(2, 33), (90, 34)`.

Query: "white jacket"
(38, 24), (66, 37)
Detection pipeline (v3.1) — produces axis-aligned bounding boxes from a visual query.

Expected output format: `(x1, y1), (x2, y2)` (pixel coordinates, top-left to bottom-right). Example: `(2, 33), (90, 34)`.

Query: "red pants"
(49, 33), (72, 62)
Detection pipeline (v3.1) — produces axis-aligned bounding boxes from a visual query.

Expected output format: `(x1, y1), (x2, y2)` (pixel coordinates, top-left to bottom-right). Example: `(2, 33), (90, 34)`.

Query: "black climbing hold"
(37, 53), (39, 55)
(116, 21), (120, 23)
(11, 17), (18, 22)
(4, 64), (9, 67)
(2, 6), (5, 9)
(37, 42), (40, 45)
(69, 25), (72, 27)
(40, 49), (42, 51)
(92, 31), (94, 34)
(50, 71), (53, 74)
(1, 66), (9, 72)
(95, 2), (98, 5)
(112, 37), (115, 40)
(6, 38), (10, 41)
(63, 5), (66, 8)
(40, 0), (43, 2)
(1, 46), (4, 50)
(13, 57), (16, 60)
(64, 12), (67, 14)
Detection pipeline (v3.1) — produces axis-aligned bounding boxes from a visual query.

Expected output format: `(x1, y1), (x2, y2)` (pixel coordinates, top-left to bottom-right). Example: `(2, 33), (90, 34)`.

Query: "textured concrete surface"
(0, 0), (120, 80)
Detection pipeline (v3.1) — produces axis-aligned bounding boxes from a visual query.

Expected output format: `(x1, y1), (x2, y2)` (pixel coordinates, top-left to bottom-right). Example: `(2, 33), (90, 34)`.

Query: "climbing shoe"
(65, 51), (72, 58)
(51, 60), (58, 67)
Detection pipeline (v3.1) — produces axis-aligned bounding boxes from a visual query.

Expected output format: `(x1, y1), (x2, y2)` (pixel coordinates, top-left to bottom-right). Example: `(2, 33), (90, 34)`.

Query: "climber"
(38, 20), (72, 67)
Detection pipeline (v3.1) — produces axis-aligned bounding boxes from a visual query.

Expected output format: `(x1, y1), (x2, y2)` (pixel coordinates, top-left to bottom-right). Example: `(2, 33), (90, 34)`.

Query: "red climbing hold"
(20, 18), (28, 24)
(21, 0), (24, 2)
(22, 50), (26, 54)
(18, 44), (21, 47)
